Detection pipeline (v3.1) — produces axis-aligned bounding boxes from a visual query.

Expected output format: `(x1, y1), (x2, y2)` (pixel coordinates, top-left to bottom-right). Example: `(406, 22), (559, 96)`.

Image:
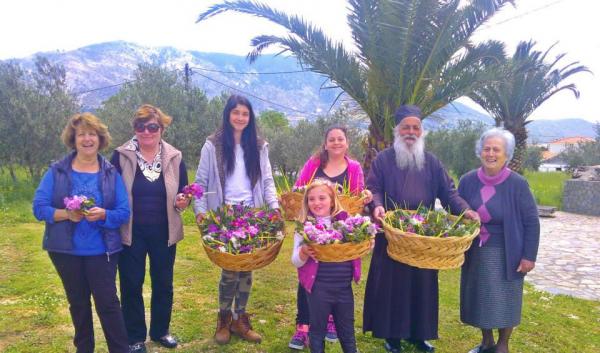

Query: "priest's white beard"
(393, 130), (426, 171)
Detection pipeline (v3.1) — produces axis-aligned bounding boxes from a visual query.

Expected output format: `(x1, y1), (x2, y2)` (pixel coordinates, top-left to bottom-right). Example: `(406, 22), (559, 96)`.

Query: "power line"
(481, 0), (566, 29)
(70, 65), (313, 97)
(72, 67), (182, 96)
(189, 66), (308, 75)
(190, 70), (319, 117)
(72, 80), (135, 96)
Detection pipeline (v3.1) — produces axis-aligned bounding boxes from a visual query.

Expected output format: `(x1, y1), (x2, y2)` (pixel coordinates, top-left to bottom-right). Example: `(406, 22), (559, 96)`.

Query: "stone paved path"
(526, 211), (600, 301)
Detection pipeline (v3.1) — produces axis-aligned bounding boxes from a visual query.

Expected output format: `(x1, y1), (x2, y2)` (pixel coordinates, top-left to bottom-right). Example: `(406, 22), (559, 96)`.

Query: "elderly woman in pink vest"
(289, 126), (372, 350)
(110, 104), (190, 353)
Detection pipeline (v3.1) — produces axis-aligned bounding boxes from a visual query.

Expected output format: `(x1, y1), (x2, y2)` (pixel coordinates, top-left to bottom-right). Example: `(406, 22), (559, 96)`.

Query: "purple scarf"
(476, 166), (511, 246)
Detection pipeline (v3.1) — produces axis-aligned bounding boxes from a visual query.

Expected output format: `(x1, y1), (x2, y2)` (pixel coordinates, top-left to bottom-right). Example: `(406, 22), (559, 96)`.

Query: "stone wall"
(562, 180), (600, 216)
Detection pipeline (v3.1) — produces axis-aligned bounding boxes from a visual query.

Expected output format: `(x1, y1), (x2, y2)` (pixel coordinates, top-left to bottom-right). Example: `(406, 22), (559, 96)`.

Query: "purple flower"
(334, 211), (349, 221)
(207, 224), (220, 233)
(182, 183), (204, 199)
(231, 217), (248, 228)
(239, 245), (253, 253)
(409, 214), (424, 225)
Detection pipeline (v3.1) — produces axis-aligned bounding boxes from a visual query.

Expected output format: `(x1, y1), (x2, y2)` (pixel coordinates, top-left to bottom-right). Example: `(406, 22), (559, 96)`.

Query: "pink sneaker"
(289, 324), (309, 350)
(325, 315), (338, 343)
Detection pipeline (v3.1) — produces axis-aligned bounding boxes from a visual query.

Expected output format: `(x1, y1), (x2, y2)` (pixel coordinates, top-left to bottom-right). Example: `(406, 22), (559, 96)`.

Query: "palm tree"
(468, 40), (591, 173)
(196, 0), (511, 167)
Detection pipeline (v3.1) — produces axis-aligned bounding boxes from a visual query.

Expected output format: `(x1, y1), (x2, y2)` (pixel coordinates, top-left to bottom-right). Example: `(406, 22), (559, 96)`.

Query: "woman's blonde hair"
(61, 112), (111, 150)
(298, 178), (344, 222)
(132, 104), (172, 129)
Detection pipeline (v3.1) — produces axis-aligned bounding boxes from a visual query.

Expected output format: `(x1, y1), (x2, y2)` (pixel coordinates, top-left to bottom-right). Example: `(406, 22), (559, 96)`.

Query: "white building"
(537, 136), (594, 172)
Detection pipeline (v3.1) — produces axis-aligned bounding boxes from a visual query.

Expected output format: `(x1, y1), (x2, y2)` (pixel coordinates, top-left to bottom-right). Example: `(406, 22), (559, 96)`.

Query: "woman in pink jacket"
(289, 126), (372, 350)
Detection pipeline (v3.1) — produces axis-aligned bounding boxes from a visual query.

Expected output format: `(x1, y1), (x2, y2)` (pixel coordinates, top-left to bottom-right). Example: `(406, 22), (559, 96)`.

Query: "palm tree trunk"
(508, 126), (528, 174)
(362, 124), (389, 176)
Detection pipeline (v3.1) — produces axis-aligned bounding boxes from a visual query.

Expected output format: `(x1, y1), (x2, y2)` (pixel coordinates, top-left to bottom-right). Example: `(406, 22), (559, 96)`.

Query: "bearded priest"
(363, 105), (480, 353)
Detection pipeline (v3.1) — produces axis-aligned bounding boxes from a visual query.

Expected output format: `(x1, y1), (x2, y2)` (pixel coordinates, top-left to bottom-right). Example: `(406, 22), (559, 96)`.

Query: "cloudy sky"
(1, 0), (598, 122)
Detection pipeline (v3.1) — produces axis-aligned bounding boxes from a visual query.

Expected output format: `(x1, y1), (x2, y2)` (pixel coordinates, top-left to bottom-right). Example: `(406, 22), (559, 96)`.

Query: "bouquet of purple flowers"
(63, 195), (95, 214)
(182, 183), (204, 199)
(384, 206), (479, 238)
(198, 204), (285, 254)
(297, 211), (379, 245)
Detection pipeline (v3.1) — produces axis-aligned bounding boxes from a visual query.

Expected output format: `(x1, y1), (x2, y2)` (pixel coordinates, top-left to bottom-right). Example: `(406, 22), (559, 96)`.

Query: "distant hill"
(427, 102), (597, 143)
(5, 41), (597, 143)
(9, 41), (340, 117)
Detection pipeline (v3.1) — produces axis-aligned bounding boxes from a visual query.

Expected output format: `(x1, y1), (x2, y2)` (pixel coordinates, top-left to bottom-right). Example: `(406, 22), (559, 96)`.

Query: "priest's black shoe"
(407, 339), (435, 353)
(384, 340), (403, 353)
(469, 344), (496, 353)
(128, 342), (147, 353)
(152, 334), (178, 348)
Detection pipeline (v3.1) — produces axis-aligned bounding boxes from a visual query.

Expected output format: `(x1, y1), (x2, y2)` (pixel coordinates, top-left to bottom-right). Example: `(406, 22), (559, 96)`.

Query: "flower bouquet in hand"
(182, 183), (204, 199)
(197, 204), (285, 271)
(64, 195), (95, 214)
(382, 205), (481, 270)
(296, 211), (379, 262)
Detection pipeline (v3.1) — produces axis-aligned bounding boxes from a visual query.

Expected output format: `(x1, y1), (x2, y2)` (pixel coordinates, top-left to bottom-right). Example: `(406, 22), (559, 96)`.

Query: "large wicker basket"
(280, 191), (365, 220)
(338, 194), (365, 215)
(279, 191), (304, 221)
(382, 212), (480, 270)
(310, 239), (373, 262)
(202, 238), (285, 272)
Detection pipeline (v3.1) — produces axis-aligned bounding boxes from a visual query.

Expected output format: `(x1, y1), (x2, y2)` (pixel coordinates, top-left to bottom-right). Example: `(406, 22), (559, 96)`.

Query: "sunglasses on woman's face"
(134, 122), (161, 133)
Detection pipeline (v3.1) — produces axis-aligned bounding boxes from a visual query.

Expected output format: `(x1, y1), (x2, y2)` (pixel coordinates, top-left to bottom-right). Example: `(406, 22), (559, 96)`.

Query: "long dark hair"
(221, 94), (261, 186)
(314, 125), (349, 168)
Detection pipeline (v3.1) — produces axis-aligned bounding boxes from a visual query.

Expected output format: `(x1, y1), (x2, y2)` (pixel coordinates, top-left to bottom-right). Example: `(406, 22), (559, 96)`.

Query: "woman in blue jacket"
(33, 113), (131, 353)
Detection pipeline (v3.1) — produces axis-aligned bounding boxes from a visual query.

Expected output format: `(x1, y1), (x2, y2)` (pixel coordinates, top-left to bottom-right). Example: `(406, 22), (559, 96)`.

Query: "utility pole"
(184, 63), (190, 91)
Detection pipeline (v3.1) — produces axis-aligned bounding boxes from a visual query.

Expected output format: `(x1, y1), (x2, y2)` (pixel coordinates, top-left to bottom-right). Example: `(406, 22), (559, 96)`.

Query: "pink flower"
(63, 195), (95, 211)
(247, 225), (259, 236)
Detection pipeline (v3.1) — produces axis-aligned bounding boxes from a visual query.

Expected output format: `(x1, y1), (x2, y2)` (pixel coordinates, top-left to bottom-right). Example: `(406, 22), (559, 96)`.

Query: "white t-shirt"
(224, 144), (254, 206)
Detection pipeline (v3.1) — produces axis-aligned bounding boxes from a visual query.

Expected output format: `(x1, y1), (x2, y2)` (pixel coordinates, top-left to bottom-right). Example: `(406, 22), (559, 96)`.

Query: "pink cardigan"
(294, 156), (365, 194)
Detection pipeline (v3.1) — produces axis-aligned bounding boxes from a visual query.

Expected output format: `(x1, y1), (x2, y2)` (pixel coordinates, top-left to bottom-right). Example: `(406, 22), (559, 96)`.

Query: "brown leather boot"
(230, 313), (262, 343)
(215, 311), (232, 345)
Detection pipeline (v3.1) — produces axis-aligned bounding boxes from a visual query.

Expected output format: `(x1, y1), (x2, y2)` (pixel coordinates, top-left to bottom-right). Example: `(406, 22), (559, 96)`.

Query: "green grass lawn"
(524, 171), (570, 209)
(1, 210), (599, 353)
(449, 170), (570, 210)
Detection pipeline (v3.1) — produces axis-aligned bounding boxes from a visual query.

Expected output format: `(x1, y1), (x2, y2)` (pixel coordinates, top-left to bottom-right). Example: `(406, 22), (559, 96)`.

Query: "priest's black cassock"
(363, 147), (469, 340)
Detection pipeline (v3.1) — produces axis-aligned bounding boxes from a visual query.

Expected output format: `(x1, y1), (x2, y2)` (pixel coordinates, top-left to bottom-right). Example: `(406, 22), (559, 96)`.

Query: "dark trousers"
(49, 252), (128, 353)
(119, 224), (176, 343)
(307, 283), (357, 353)
(296, 282), (310, 325)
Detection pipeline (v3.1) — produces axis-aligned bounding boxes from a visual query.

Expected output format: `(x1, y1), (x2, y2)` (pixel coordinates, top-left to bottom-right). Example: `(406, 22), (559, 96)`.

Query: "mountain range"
(5, 41), (597, 143)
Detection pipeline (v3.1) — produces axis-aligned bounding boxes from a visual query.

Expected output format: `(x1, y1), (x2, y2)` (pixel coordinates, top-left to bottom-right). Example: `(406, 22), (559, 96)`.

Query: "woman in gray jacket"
(194, 94), (279, 345)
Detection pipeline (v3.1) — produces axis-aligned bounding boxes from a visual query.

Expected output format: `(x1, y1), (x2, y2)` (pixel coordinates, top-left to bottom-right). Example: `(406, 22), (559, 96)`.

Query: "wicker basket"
(202, 238), (285, 272)
(279, 191), (304, 221)
(310, 239), (373, 262)
(382, 212), (480, 270)
(338, 194), (365, 215)
(280, 192), (364, 220)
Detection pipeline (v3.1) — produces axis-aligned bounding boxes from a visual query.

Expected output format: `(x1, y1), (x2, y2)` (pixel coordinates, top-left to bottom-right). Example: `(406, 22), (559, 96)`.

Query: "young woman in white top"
(193, 94), (279, 345)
